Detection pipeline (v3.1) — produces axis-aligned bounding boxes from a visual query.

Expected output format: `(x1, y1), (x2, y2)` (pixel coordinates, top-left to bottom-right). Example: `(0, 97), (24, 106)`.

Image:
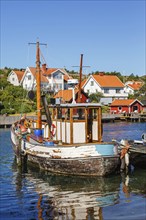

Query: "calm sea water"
(0, 122), (146, 220)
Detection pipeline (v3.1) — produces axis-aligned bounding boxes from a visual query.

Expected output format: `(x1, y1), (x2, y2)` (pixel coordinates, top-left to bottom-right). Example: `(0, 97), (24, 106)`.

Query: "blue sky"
(0, 0), (145, 76)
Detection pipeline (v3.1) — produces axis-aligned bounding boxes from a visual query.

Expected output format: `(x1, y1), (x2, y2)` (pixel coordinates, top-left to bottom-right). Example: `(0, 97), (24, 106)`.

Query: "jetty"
(0, 115), (37, 128)
(120, 112), (146, 122)
(0, 112), (146, 128)
(1, 114), (116, 127)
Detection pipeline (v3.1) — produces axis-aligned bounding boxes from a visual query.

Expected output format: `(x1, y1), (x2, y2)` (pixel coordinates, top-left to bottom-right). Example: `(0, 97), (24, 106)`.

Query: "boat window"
(57, 108), (62, 119)
(54, 106), (99, 122)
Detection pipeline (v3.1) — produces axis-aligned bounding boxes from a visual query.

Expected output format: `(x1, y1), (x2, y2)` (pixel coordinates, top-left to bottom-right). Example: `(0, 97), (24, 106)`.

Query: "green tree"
(88, 92), (103, 103)
(0, 71), (36, 114)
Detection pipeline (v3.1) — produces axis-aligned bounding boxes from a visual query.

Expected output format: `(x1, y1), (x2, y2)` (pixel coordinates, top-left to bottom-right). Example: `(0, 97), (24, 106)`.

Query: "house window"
(57, 84), (62, 90)
(116, 89), (120, 93)
(28, 75), (31, 80)
(12, 78), (15, 81)
(54, 73), (62, 79)
(90, 81), (94, 86)
(104, 89), (109, 94)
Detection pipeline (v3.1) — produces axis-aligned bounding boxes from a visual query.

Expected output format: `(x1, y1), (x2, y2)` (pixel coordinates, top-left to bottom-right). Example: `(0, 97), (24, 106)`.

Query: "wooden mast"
(36, 41), (42, 129)
(78, 54), (83, 103)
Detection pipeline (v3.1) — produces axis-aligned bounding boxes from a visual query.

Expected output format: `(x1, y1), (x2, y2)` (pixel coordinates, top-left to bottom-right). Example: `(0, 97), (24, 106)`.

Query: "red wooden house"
(110, 99), (144, 114)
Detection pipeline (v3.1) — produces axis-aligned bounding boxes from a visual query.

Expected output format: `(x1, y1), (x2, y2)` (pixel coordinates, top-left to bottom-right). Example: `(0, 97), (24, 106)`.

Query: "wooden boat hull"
(27, 154), (120, 176)
(11, 127), (120, 176)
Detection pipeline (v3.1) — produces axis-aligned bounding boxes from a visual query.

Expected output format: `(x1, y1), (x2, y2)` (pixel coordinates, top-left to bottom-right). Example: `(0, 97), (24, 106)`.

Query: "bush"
(1, 108), (15, 115)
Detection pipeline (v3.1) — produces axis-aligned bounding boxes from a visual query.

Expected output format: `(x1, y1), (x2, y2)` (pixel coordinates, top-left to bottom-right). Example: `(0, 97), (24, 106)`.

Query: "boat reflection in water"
(12, 160), (146, 220)
(12, 161), (120, 220)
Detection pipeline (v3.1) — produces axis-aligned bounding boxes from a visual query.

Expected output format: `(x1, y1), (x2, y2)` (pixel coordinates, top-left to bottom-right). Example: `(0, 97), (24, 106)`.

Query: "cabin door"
(87, 109), (93, 142)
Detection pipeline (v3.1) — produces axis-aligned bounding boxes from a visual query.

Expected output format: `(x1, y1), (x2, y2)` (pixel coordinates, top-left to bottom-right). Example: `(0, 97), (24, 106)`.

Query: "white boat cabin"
(43, 103), (102, 145)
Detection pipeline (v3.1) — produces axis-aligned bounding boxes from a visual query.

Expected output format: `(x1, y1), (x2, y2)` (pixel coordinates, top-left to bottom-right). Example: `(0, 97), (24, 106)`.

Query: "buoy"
(51, 124), (56, 136)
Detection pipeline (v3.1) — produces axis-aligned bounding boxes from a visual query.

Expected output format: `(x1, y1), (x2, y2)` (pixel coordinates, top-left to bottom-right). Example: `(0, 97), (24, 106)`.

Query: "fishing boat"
(11, 41), (120, 176)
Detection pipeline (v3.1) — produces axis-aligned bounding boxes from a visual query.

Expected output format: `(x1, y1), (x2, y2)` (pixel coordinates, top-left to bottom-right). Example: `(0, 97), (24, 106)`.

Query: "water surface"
(0, 122), (146, 219)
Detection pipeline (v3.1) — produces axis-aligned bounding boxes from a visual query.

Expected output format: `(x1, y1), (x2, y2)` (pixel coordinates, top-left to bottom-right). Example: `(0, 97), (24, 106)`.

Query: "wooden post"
(70, 108), (73, 144)
(98, 107), (102, 142)
(85, 107), (88, 143)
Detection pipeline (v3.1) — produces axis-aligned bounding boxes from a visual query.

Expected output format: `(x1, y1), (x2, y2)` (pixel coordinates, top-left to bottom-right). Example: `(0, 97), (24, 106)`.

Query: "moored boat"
(11, 41), (120, 176)
(128, 134), (146, 168)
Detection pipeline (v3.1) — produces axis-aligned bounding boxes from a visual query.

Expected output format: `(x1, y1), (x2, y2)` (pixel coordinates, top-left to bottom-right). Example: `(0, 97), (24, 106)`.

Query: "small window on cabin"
(89, 109), (97, 120)
(77, 108), (84, 120)
(12, 78), (15, 81)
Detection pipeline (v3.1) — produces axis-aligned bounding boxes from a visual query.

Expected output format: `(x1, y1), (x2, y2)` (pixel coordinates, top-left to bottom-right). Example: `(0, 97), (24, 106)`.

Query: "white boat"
(11, 41), (120, 176)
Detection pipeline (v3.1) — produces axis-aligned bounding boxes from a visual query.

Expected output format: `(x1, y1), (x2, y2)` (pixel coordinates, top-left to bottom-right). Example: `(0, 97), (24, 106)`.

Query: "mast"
(29, 41), (47, 129)
(75, 54), (90, 103)
(78, 54), (83, 103)
(36, 41), (42, 129)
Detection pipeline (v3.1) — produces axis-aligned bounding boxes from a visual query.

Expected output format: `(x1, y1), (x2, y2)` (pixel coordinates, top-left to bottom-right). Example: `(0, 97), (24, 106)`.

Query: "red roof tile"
(29, 67), (48, 83)
(54, 89), (78, 102)
(111, 99), (135, 106)
(128, 82), (143, 90)
(14, 70), (25, 81)
(93, 74), (124, 88)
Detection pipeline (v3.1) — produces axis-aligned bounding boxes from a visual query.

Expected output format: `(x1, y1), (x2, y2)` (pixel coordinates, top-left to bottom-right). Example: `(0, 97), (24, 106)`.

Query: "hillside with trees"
(0, 68), (145, 115)
(0, 69), (36, 114)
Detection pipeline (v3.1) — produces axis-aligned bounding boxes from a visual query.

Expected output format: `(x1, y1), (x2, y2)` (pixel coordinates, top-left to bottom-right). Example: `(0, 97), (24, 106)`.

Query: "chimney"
(42, 64), (47, 73)
(99, 72), (104, 76)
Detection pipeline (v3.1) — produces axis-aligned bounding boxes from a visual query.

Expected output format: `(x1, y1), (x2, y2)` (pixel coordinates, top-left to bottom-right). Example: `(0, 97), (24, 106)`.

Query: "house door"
(133, 106), (138, 112)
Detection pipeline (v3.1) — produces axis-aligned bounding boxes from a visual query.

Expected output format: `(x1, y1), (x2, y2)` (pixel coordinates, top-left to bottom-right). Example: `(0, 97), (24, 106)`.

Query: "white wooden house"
(41, 64), (71, 92)
(20, 67), (49, 91)
(124, 81), (143, 95)
(20, 64), (71, 92)
(81, 73), (128, 104)
(7, 70), (25, 86)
